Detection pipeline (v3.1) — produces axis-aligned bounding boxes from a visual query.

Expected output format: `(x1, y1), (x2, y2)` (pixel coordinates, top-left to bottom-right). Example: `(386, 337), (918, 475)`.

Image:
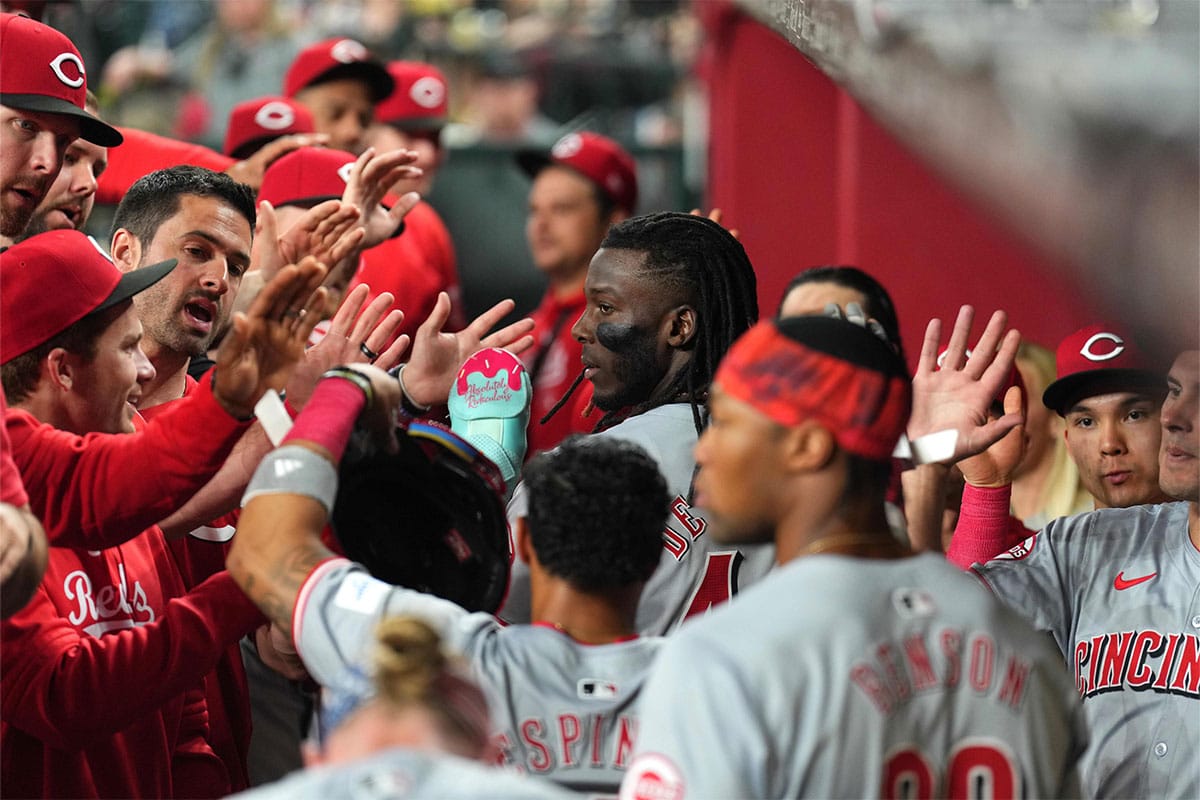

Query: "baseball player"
(620, 312), (1087, 799)
(228, 374), (672, 795)
(902, 319), (1169, 556)
(503, 211), (777, 636)
(928, 341), (1200, 798)
(517, 131), (639, 457)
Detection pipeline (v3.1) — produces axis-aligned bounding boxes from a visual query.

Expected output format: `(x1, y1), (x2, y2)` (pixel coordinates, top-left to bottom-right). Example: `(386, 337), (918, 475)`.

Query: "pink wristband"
(283, 377), (367, 462)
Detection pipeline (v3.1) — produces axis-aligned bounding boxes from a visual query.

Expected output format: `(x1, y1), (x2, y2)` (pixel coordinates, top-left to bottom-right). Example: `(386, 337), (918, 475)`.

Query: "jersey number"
(681, 551), (743, 620)
(882, 741), (1016, 799)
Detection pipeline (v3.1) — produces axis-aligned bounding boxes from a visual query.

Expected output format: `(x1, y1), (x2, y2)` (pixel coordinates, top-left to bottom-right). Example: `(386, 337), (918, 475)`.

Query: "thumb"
(387, 192), (421, 228)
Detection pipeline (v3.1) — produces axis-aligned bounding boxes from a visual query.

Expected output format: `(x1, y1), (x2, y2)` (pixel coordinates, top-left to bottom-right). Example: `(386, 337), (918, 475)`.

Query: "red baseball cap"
(224, 96), (315, 159)
(1042, 322), (1166, 414)
(0, 13), (122, 146)
(0, 230), (175, 363)
(517, 131), (638, 215)
(376, 61), (449, 132)
(257, 147), (356, 208)
(283, 38), (394, 102)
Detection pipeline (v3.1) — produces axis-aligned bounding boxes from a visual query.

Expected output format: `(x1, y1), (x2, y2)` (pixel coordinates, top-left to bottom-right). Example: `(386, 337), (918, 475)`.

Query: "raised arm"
(228, 365), (401, 636)
(8, 259), (327, 549)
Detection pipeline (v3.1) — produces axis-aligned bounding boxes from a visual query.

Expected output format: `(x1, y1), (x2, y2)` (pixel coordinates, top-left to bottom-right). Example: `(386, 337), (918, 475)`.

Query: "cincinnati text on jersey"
(1074, 630), (1200, 699)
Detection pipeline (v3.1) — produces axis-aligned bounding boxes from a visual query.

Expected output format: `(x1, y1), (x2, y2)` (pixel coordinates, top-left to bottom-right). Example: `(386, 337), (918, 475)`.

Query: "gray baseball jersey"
(620, 552), (1087, 799)
(231, 747), (578, 799)
(973, 501), (1200, 799)
(501, 403), (777, 635)
(294, 558), (662, 795)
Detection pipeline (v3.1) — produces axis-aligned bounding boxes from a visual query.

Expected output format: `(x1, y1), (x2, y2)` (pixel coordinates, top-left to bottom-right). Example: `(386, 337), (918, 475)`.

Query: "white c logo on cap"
(1080, 332), (1125, 362)
(336, 162), (354, 184)
(254, 102), (296, 131)
(50, 53), (86, 89)
(552, 133), (583, 159)
(330, 39), (368, 64)
(409, 76), (445, 109)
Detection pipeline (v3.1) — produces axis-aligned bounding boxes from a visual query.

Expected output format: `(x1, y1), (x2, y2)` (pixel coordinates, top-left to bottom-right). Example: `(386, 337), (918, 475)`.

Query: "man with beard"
(500, 211), (775, 635)
(0, 13), (121, 245)
(19, 92), (106, 239)
(110, 166), (255, 408)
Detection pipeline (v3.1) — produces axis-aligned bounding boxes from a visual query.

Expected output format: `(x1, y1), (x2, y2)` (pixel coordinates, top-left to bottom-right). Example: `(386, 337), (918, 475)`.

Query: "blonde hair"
(373, 616), (491, 758)
(1016, 342), (1093, 525)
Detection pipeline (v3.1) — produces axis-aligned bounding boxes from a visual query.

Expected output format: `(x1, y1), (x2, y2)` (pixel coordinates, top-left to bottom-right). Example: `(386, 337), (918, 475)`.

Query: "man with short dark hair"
(109, 166), (258, 410)
(0, 13), (121, 245)
(229, 381), (671, 794)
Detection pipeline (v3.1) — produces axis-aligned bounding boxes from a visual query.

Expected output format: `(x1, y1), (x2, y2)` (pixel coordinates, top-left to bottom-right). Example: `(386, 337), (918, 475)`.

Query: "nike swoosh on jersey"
(1113, 570), (1158, 590)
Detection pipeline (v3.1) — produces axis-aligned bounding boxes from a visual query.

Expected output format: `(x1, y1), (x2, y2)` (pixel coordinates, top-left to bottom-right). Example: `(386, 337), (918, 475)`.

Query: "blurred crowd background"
(34, 0), (707, 318)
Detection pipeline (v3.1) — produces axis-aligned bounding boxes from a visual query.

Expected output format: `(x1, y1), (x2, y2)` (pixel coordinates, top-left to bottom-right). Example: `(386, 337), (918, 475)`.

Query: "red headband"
(716, 321), (911, 460)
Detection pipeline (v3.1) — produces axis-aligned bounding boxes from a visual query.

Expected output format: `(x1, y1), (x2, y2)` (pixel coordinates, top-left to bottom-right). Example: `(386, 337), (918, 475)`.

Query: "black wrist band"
(320, 366), (375, 408)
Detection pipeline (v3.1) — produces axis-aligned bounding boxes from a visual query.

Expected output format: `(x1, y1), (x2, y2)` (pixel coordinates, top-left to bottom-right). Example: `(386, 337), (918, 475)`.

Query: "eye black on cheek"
(596, 322), (642, 352)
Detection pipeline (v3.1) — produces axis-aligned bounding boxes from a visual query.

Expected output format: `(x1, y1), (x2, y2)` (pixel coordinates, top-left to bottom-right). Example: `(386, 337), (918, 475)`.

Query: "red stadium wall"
(700, 7), (1105, 367)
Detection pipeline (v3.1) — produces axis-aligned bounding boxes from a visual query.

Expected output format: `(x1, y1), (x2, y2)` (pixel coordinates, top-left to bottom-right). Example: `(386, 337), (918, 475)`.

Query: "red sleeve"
(171, 685), (230, 796)
(0, 390), (28, 507)
(6, 372), (251, 548)
(96, 128), (235, 206)
(946, 483), (1034, 569)
(0, 570), (263, 750)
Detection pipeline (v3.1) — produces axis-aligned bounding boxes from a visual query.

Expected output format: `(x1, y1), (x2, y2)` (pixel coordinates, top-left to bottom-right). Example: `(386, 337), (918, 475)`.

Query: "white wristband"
(901, 429), (959, 466)
(242, 445), (338, 512)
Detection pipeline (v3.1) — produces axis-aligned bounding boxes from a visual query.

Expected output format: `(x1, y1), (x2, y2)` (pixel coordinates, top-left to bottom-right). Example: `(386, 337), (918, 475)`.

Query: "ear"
(664, 305), (697, 349)
(109, 229), (141, 274)
(45, 348), (74, 392)
(782, 419), (838, 472)
(514, 517), (535, 566)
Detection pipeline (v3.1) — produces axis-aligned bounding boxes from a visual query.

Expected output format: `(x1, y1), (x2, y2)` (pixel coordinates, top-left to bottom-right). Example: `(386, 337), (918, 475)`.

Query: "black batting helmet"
(331, 419), (511, 613)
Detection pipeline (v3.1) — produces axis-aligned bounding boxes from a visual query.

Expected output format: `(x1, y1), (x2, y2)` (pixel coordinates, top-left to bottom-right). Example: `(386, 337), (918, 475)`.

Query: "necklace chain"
(799, 532), (906, 558)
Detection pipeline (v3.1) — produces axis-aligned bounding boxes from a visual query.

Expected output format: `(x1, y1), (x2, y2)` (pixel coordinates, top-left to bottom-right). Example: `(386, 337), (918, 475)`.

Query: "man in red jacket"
(0, 229), (324, 798)
(0, 12), (121, 245)
(284, 43), (465, 340)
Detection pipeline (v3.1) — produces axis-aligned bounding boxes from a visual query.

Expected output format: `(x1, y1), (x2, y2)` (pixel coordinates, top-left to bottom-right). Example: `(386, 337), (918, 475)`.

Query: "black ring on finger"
(360, 342), (379, 361)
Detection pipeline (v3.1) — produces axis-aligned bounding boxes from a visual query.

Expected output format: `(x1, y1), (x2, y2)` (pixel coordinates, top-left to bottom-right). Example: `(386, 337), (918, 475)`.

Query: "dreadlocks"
(543, 211), (758, 435)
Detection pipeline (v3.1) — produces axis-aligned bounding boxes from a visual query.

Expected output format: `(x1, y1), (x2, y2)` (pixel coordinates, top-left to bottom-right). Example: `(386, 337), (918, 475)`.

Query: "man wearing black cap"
(0, 229), (327, 798)
(0, 12), (122, 244)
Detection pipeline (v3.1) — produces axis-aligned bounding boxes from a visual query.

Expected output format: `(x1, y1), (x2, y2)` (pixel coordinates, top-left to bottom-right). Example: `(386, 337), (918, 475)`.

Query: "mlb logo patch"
(995, 534), (1037, 561)
(578, 678), (619, 699)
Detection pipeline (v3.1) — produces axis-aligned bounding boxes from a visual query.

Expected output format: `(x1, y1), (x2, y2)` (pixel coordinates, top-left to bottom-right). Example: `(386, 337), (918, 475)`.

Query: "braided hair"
(543, 212), (758, 435)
